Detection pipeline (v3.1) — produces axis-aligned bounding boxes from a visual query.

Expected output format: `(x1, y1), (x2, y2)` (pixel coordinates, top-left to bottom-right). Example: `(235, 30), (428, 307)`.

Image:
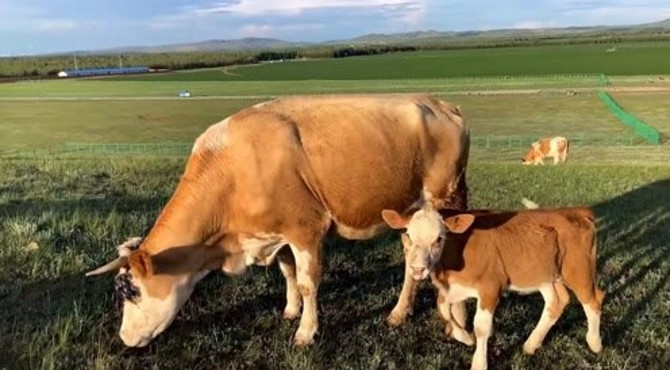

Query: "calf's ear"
(444, 214), (475, 234)
(381, 209), (410, 229)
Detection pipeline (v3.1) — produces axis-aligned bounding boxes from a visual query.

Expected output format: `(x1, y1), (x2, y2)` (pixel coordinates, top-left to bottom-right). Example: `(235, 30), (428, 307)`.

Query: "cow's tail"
(563, 138), (570, 164)
(521, 197), (540, 209)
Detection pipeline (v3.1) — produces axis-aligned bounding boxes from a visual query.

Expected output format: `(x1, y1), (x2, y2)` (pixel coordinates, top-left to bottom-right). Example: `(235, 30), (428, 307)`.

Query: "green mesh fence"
(598, 91), (661, 145)
(599, 73), (610, 86)
(62, 142), (194, 155)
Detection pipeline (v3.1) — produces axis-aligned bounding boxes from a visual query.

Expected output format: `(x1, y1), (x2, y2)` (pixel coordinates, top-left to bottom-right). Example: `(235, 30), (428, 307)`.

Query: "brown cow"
(382, 205), (603, 370)
(85, 94), (470, 347)
(522, 136), (569, 165)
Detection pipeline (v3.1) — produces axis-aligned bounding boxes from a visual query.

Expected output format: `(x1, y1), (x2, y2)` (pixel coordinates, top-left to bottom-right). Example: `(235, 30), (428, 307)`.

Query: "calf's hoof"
(452, 329), (475, 347)
(470, 358), (487, 370)
(587, 335), (603, 353)
(522, 340), (540, 355)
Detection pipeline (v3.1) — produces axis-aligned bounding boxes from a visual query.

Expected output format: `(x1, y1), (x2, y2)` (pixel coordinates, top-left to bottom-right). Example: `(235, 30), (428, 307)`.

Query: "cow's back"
(259, 94), (469, 232)
(203, 94), (468, 236)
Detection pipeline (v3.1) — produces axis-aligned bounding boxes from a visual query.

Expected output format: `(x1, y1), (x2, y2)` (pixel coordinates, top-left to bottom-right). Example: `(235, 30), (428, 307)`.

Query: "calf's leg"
(437, 291), (474, 346)
(523, 282), (568, 354)
(471, 294), (497, 370)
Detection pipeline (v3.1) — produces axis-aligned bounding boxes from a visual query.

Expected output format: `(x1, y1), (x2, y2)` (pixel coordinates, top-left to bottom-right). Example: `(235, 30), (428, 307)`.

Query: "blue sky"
(1, 0), (670, 55)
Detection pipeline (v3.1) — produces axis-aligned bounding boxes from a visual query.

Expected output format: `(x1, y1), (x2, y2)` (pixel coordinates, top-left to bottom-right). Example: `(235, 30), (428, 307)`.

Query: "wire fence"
(0, 134), (643, 159)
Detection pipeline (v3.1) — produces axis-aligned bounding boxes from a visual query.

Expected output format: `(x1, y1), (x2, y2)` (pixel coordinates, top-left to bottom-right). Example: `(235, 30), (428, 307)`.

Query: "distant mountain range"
(67, 18), (670, 56)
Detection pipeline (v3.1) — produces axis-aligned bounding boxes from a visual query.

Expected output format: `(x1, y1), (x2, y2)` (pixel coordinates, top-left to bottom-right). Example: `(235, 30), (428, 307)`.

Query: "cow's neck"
(141, 174), (226, 257)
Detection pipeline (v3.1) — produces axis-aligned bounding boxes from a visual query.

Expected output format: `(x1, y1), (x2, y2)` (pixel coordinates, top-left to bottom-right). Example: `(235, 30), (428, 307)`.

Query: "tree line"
(1, 32), (669, 79)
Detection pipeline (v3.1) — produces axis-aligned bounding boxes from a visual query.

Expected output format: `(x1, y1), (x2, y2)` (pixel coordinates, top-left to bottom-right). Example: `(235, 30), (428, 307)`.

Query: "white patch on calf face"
(403, 206), (446, 280)
(118, 270), (209, 347)
(192, 117), (231, 153)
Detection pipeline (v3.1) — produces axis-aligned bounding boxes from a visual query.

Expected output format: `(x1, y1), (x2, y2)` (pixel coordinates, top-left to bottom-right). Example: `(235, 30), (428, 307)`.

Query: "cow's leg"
(277, 246), (301, 320)
(523, 283), (567, 354)
(387, 260), (418, 326)
(288, 240), (323, 346)
(553, 155), (559, 165)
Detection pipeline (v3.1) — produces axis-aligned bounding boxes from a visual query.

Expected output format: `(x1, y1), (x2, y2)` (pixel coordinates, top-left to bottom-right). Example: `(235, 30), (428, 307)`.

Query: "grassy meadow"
(2, 42), (670, 369)
(0, 92), (644, 150)
(0, 76), (607, 98)
(115, 43), (670, 81)
(1, 158), (669, 369)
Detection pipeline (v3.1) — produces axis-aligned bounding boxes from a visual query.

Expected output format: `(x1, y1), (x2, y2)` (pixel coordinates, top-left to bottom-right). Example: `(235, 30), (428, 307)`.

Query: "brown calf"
(383, 206), (604, 370)
(522, 136), (569, 165)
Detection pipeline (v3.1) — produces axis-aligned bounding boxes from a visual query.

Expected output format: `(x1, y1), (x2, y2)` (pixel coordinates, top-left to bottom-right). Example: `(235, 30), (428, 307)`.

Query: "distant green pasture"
(0, 76), (601, 98)
(113, 43), (670, 81)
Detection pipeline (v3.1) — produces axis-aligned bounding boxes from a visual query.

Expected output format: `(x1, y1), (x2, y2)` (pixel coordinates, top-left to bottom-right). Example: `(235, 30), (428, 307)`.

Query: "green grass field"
(2, 43), (670, 369)
(0, 76), (605, 98)
(113, 43), (670, 81)
(0, 92), (645, 151)
(1, 158), (669, 369)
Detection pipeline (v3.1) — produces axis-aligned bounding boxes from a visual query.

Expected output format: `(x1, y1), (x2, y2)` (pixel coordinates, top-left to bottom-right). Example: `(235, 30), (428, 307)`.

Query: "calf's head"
(86, 238), (209, 347)
(382, 208), (474, 281)
(521, 147), (538, 165)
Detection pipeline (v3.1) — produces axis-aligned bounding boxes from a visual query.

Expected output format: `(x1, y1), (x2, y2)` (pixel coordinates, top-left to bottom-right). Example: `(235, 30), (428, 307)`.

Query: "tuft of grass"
(1, 157), (669, 369)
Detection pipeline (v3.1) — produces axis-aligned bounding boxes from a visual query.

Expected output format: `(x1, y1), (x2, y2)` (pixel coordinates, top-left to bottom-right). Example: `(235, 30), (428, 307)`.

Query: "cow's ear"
(129, 250), (154, 277)
(444, 214), (475, 234)
(382, 209), (409, 229)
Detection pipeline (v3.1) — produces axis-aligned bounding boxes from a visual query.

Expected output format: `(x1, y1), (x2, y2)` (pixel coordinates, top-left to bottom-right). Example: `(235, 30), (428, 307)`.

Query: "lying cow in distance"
(85, 94), (470, 347)
(382, 205), (603, 370)
(522, 136), (569, 165)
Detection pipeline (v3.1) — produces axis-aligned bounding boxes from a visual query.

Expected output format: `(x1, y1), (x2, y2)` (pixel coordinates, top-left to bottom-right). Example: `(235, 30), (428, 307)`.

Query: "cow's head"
(86, 237), (209, 347)
(382, 208), (475, 281)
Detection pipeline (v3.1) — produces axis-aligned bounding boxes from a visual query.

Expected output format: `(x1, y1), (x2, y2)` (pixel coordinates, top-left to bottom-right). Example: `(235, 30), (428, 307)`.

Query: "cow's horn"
(85, 236), (143, 277)
(85, 257), (127, 277)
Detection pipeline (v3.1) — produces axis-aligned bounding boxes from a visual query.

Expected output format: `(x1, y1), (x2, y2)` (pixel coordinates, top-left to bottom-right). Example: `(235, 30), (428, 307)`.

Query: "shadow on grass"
(591, 178), (670, 346)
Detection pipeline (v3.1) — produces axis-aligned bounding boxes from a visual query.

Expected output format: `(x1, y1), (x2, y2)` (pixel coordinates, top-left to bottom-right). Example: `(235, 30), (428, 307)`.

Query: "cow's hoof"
(292, 329), (316, 347)
(386, 313), (406, 327)
(282, 306), (301, 320)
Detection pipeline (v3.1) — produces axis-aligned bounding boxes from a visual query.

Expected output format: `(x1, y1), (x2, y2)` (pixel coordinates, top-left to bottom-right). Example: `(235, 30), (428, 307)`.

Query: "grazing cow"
(522, 136), (569, 165)
(382, 205), (603, 370)
(85, 94), (470, 347)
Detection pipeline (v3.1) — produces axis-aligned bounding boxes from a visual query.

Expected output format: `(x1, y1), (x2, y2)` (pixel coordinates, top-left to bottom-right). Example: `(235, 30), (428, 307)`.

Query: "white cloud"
(240, 24), (273, 37)
(512, 21), (558, 29)
(150, 0), (426, 33)
(35, 19), (82, 31)
(189, 0), (424, 17)
(240, 23), (324, 37)
(563, 4), (670, 25)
